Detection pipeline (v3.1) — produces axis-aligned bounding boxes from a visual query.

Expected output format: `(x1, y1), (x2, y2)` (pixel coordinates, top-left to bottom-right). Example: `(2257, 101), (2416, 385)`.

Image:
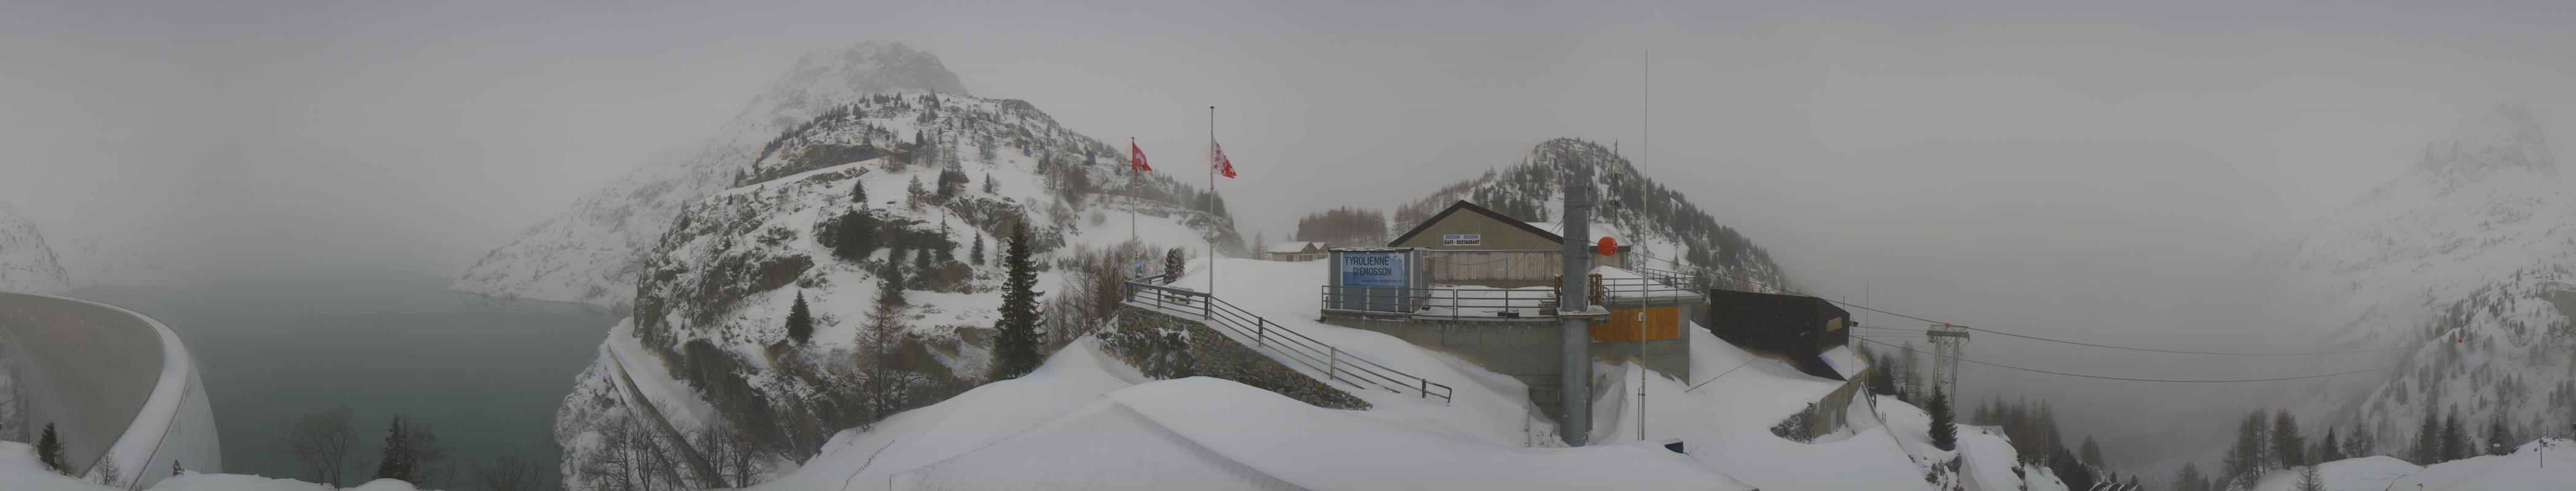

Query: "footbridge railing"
(1122, 279), (1453, 404)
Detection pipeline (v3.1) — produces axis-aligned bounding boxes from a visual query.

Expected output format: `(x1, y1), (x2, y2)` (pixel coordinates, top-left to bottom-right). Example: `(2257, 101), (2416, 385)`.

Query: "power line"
(1605, 244), (2416, 357)
(1852, 336), (2418, 384)
(1705, 293), (2425, 384)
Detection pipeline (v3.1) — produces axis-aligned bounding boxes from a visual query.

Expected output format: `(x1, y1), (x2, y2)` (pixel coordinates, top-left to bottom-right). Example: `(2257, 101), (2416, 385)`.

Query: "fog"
(7, 0), (2575, 473)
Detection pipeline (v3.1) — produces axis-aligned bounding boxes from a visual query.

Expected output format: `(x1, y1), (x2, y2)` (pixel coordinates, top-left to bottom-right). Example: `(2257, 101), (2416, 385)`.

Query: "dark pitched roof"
(1386, 200), (1567, 247)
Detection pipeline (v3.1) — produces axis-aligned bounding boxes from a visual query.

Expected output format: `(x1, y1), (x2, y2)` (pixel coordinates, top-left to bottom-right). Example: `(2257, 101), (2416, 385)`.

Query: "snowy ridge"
(2268, 105), (2576, 460)
(453, 42), (974, 308)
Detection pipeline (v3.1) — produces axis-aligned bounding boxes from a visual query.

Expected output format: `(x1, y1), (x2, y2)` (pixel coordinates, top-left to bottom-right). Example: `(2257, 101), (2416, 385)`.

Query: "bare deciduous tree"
(470, 452), (550, 491)
(277, 405), (358, 487)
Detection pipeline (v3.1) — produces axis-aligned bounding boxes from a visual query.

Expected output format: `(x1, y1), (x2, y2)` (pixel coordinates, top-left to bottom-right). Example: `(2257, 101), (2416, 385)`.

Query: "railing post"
(1201, 292), (1212, 320)
(1256, 321), (1266, 347)
(1451, 288), (1460, 323)
(1328, 346), (1341, 384)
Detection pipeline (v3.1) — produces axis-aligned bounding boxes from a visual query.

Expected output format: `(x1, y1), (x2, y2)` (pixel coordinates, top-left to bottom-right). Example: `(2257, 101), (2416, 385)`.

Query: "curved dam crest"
(0, 291), (220, 489)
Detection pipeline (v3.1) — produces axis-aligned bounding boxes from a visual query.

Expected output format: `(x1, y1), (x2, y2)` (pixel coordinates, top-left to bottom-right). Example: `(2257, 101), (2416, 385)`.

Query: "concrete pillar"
(1560, 184), (1593, 446)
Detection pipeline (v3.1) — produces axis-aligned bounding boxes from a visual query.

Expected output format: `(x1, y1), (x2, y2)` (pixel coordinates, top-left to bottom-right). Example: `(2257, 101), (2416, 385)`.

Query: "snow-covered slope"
(2266, 105), (2576, 454)
(2244, 439), (2573, 490)
(453, 42), (977, 308)
(1393, 138), (1789, 292)
(718, 256), (2058, 490)
(547, 48), (1248, 487)
(0, 203), (71, 293)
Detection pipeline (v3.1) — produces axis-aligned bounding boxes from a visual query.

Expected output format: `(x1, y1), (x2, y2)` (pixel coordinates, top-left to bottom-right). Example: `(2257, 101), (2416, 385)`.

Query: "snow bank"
(2247, 455), (2422, 491)
(899, 377), (1747, 490)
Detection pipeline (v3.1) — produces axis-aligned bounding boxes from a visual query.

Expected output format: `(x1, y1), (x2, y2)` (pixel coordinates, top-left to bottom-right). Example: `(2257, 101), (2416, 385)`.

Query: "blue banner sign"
(1338, 251), (1409, 288)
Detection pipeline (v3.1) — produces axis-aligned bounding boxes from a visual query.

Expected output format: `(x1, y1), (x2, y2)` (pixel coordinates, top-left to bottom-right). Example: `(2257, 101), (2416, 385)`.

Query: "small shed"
(1265, 241), (1330, 261)
(1703, 289), (1852, 379)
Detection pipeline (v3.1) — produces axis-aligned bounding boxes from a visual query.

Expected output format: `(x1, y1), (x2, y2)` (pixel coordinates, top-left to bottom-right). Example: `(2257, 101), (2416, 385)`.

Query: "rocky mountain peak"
(2410, 103), (2554, 179)
(742, 42), (972, 127)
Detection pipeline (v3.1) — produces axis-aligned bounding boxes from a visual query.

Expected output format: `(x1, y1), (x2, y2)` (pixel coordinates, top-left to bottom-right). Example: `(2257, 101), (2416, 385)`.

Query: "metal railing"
(1318, 276), (1706, 322)
(1124, 279), (1454, 404)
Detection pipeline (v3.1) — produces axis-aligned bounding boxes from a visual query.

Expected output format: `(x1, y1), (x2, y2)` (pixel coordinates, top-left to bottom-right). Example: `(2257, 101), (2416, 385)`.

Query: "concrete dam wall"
(0, 292), (219, 489)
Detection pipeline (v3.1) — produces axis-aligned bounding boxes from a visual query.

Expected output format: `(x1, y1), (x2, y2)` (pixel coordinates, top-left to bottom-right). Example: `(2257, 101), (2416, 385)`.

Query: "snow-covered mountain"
(1393, 137), (1789, 292)
(453, 42), (978, 309)
(2268, 105), (2576, 458)
(544, 44), (1250, 488)
(0, 203), (70, 294)
(0, 203), (167, 293)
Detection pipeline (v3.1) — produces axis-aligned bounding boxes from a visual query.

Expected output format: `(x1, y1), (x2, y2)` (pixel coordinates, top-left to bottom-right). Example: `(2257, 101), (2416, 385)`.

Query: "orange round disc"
(1597, 236), (1618, 255)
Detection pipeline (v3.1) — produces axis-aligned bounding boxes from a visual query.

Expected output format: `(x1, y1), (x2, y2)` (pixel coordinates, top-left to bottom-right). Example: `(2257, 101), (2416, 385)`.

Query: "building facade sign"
(1328, 249), (1420, 312)
(1441, 233), (1481, 246)
(1338, 251), (1409, 288)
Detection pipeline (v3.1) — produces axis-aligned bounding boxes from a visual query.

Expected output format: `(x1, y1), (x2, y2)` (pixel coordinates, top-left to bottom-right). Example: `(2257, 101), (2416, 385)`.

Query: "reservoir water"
(70, 274), (618, 485)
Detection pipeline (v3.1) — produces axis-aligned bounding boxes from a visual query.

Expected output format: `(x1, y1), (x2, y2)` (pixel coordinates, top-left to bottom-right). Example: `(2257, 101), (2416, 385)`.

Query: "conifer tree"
(983, 172), (997, 193)
(2080, 435), (2104, 470)
(970, 233), (986, 265)
(2485, 410), (2513, 455)
(989, 219), (1045, 380)
(853, 179), (867, 204)
(375, 415), (412, 482)
(1163, 247), (1186, 284)
(36, 423), (66, 474)
(786, 290), (814, 344)
(2441, 405), (2470, 461)
(1927, 387), (1957, 450)
(2319, 427), (2345, 462)
(2414, 406), (2444, 464)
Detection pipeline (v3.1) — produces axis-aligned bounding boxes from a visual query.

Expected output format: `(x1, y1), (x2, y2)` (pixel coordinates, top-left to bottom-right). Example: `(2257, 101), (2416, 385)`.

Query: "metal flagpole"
(1208, 106), (1217, 296)
(1637, 48), (1650, 443)
(1130, 137), (1139, 242)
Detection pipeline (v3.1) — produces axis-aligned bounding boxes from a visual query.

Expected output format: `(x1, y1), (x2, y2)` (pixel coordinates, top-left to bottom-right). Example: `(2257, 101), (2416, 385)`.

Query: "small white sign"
(1441, 233), (1481, 246)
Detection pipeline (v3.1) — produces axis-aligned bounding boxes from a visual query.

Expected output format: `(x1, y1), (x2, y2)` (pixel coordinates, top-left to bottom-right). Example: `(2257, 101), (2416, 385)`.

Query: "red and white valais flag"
(1212, 141), (1238, 178)
(1129, 141), (1151, 172)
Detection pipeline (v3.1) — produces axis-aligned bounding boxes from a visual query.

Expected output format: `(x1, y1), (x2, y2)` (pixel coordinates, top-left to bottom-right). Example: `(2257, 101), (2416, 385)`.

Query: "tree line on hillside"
(263, 406), (547, 490)
(1292, 207), (1389, 247)
(1860, 342), (2136, 491)
(2170, 401), (2536, 491)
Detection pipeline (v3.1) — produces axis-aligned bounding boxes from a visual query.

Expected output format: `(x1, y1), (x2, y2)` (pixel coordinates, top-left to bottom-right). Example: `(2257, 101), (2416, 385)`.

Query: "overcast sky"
(7, 0), (2575, 471)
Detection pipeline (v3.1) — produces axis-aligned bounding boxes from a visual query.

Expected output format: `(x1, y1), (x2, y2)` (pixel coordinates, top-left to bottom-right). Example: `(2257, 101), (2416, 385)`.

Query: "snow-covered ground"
(719, 257), (2065, 490)
(2242, 439), (2575, 491)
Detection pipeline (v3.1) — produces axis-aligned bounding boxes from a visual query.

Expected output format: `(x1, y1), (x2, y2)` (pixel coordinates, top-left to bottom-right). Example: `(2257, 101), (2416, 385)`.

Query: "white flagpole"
(1208, 106), (1217, 296)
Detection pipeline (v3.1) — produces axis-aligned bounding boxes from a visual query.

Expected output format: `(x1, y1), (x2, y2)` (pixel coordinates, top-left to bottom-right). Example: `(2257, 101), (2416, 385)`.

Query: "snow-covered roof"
(1265, 241), (1326, 254)
(1819, 346), (1869, 380)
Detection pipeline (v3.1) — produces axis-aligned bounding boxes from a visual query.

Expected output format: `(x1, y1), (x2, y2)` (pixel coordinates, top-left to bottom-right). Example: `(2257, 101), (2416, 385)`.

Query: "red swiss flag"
(1213, 141), (1238, 178)
(1130, 141), (1152, 172)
